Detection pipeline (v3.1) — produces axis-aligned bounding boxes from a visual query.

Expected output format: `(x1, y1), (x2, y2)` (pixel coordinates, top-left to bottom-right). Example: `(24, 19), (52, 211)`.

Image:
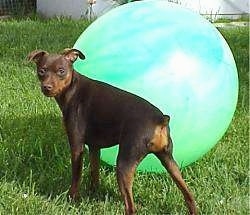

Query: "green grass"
(0, 17), (249, 214)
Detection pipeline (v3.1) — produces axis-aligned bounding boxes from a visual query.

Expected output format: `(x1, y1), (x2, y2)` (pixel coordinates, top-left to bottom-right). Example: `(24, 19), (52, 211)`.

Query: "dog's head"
(28, 48), (85, 97)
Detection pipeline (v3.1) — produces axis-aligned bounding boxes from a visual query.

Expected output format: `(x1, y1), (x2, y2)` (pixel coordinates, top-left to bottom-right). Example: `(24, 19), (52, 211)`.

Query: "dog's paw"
(68, 187), (80, 202)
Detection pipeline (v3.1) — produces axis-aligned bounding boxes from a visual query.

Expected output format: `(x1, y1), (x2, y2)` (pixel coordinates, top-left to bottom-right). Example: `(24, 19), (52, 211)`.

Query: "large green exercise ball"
(73, 0), (238, 172)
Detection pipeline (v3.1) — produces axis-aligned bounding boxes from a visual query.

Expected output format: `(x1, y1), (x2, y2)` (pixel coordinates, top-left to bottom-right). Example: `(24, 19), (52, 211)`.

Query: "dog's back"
(69, 72), (167, 150)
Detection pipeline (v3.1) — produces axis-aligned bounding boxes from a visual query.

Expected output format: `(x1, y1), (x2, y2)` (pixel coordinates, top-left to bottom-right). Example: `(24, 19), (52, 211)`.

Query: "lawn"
(0, 17), (249, 214)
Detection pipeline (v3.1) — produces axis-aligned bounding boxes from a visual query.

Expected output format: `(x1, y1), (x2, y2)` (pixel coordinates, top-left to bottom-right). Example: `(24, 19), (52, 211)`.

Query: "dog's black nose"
(42, 84), (53, 91)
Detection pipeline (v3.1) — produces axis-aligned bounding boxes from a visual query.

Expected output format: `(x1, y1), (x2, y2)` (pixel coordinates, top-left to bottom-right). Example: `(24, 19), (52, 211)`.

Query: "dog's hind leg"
(154, 141), (197, 215)
(116, 142), (147, 215)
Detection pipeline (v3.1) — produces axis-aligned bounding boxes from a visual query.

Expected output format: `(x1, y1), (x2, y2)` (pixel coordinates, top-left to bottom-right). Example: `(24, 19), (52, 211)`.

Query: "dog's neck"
(55, 70), (93, 117)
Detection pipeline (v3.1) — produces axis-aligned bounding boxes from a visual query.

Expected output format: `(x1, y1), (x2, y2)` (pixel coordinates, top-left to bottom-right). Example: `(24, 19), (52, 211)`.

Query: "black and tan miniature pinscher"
(28, 48), (197, 215)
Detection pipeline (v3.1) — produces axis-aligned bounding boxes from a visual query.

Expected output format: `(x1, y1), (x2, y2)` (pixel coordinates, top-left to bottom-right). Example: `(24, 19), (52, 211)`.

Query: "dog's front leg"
(89, 147), (100, 191)
(67, 131), (85, 201)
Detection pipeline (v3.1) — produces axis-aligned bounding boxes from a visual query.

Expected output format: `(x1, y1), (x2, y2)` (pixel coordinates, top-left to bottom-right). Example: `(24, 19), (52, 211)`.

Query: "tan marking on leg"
(116, 163), (137, 215)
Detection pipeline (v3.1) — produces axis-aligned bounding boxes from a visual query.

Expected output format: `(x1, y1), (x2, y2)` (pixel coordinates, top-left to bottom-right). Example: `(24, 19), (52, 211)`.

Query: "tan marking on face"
(148, 125), (168, 152)
(53, 71), (73, 96)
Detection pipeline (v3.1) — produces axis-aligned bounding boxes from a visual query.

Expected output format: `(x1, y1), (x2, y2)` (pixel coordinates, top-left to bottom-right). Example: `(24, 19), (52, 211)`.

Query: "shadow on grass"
(1, 113), (193, 214)
(0, 113), (119, 203)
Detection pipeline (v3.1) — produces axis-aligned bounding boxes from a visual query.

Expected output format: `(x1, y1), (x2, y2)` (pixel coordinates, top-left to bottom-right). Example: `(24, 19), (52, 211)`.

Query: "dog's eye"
(38, 68), (46, 76)
(57, 68), (66, 76)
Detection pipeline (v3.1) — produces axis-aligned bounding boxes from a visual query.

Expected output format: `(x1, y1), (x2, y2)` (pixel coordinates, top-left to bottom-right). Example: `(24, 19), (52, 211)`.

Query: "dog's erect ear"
(62, 48), (85, 63)
(27, 50), (48, 64)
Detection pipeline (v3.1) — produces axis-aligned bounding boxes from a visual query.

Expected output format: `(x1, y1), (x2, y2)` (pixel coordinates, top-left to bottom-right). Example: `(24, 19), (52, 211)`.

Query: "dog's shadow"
(1, 113), (119, 203)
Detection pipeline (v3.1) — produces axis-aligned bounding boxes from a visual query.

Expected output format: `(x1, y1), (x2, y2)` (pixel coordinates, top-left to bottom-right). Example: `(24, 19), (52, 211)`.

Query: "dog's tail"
(160, 115), (170, 126)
